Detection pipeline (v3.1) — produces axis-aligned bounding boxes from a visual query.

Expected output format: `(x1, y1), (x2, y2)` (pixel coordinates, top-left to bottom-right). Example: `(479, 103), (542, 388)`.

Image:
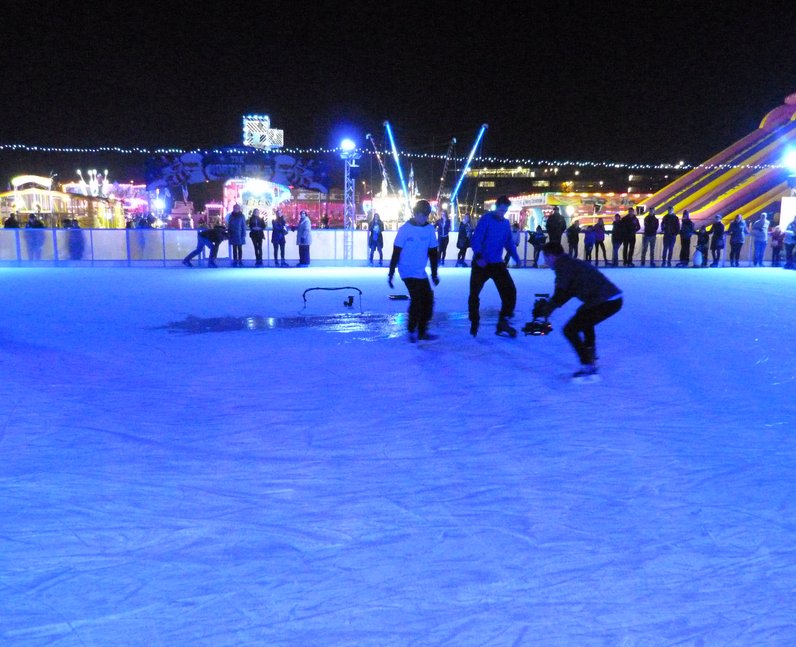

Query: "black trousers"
(402, 277), (434, 335)
(679, 236), (691, 263)
(563, 298), (623, 364)
(438, 237), (449, 261)
(272, 240), (285, 261)
(622, 239), (636, 265)
(662, 234), (676, 263)
(250, 233), (264, 261)
(729, 242), (743, 265)
(468, 262), (516, 326)
(594, 241), (607, 263)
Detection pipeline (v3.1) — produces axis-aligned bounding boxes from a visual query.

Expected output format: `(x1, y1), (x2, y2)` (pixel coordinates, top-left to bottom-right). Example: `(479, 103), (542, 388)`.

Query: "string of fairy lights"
(0, 142), (790, 172)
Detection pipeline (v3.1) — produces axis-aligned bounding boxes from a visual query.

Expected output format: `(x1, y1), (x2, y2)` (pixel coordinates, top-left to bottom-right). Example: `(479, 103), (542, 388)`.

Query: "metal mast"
(435, 137), (457, 206)
(340, 142), (361, 262)
(366, 133), (394, 197)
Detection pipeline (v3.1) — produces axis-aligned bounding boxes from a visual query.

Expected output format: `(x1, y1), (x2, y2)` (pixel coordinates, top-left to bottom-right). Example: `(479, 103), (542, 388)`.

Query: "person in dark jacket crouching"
(537, 241), (623, 379)
(183, 224), (228, 268)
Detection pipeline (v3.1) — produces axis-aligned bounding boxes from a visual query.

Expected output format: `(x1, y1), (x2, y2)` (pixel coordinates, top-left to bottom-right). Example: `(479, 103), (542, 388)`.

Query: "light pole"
(340, 138), (361, 262)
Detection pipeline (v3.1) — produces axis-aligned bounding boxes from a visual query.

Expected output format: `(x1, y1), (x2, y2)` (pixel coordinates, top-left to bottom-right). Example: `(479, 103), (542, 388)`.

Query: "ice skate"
(572, 363), (600, 384)
(495, 317), (517, 338)
(182, 259), (192, 267)
(417, 332), (439, 343)
(470, 322), (479, 338)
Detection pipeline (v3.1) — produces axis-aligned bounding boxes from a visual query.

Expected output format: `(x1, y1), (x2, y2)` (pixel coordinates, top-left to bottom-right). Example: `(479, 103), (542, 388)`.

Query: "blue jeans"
(753, 241), (767, 266)
(184, 237), (218, 262)
(641, 235), (656, 264)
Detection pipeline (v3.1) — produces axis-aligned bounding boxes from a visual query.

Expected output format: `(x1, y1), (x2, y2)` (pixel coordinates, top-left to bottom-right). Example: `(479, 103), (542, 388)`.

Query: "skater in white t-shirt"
(388, 200), (440, 342)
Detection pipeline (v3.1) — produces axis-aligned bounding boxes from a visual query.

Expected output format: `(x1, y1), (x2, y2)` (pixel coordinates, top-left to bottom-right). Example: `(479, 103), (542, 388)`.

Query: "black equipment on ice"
(302, 286), (363, 312)
(522, 293), (554, 336)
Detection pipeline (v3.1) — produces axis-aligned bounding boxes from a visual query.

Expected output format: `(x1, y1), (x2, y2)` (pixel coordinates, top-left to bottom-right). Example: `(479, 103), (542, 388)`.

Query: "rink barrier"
(0, 228), (771, 267)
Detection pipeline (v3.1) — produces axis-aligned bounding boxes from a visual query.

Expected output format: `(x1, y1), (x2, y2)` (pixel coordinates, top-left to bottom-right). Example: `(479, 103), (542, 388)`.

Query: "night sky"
(2, 1), (795, 178)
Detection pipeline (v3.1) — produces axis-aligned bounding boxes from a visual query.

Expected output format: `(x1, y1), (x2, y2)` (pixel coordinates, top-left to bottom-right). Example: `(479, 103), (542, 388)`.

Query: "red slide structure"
(640, 93), (796, 226)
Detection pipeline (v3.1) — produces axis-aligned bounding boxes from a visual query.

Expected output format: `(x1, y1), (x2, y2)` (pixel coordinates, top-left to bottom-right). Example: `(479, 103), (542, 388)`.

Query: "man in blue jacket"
(468, 195), (521, 337)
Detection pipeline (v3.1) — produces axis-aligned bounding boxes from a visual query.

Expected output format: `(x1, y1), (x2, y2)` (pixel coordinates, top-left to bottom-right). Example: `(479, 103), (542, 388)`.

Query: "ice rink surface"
(2, 264), (795, 646)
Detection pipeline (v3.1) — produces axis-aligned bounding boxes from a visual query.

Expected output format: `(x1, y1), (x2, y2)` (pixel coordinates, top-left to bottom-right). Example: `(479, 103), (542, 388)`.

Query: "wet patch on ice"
(156, 310), (489, 341)
(158, 313), (406, 340)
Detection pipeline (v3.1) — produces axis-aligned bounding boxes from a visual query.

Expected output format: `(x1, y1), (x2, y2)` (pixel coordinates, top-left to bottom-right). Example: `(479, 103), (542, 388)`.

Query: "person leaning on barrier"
(182, 224), (228, 268)
(727, 214), (748, 267)
(660, 207), (680, 267)
(709, 214), (725, 267)
(640, 207), (658, 267)
(296, 210), (312, 267)
(620, 207), (640, 267)
(248, 208), (266, 267)
(677, 210), (695, 267)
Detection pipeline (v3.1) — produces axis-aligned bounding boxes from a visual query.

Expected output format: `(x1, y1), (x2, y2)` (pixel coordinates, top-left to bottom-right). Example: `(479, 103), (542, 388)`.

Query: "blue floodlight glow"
(340, 138), (356, 153)
(449, 124), (488, 207)
(784, 148), (796, 174)
(383, 121), (410, 210)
